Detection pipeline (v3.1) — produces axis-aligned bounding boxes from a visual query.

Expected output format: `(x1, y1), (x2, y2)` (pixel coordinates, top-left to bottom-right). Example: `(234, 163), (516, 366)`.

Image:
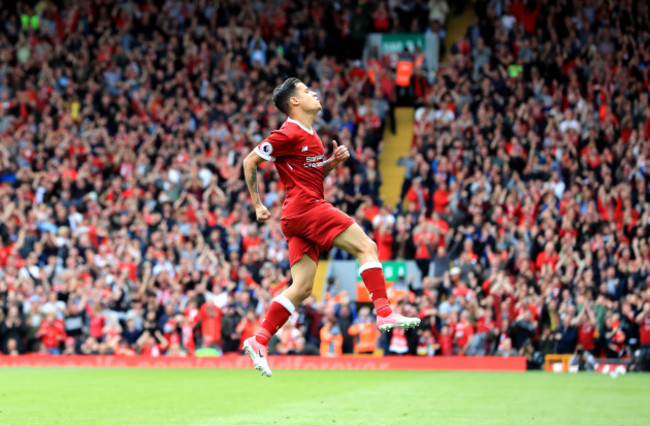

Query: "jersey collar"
(286, 118), (314, 135)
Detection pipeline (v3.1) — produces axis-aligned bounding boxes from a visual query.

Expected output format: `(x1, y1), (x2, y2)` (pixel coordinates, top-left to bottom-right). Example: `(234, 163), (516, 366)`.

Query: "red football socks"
(255, 295), (295, 346)
(360, 262), (393, 318)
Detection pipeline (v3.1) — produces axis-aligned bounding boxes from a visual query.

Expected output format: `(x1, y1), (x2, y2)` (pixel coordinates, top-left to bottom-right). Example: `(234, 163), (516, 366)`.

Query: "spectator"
(24, 300), (44, 352)
(511, 309), (537, 351)
(337, 304), (355, 354)
(293, 337), (320, 356)
(62, 337), (77, 356)
(437, 324), (454, 356)
(36, 312), (65, 355)
(137, 330), (168, 357)
(221, 304), (242, 354)
(302, 296), (325, 347)
(63, 300), (85, 345)
(570, 345), (595, 372)
(636, 303), (650, 360)
(576, 303), (597, 355)
(557, 314), (579, 355)
(1, 306), (25, 354)
(80, 337), (101, 356)
(466, 307), (498, 356)
(405, 177), (429, 213)
(416, 328), (439, 356)
(4, 338), (20, 357)
(236, 308), (261, 352)
(453, 310), (475, 355)
(348, 307), (381, 354)
(538, 326), (559, 359)
(199, 300), (223, 350)
(320, 314), (343, 357)
(122, 319), (141, 348)
(604, 313), (627, 359)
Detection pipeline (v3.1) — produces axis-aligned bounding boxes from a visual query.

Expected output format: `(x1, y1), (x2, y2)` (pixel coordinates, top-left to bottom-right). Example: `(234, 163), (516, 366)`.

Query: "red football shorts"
(281, 200), (354, 267)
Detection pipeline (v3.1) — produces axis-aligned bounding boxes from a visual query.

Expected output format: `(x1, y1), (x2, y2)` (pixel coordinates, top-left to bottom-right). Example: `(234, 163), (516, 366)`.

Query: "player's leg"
(244, 241), (318, 377)
(331, 223), (420, 331)
(252, 253), (317, 347)
(281, 254), (319, 306)
(302, 204), (393, 318)
(331, 223), (389, 315)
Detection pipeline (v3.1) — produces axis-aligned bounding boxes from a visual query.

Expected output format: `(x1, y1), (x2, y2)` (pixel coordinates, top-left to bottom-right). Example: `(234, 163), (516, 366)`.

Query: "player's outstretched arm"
(243, 151), (271, 222)
(323, 140), (350, 176)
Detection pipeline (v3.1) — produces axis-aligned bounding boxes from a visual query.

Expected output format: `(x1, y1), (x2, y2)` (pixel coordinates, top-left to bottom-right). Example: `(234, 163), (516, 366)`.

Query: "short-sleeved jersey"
(254, 118), (328, 218)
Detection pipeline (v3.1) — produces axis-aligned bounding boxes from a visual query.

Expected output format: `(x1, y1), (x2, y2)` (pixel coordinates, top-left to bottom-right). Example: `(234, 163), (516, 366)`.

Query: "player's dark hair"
(272, 77), (301, 115)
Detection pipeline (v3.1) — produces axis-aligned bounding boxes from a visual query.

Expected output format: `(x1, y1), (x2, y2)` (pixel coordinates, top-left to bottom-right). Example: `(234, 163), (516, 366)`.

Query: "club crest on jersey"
(301, 146), (308, 152)
(259, 142), (273, 155)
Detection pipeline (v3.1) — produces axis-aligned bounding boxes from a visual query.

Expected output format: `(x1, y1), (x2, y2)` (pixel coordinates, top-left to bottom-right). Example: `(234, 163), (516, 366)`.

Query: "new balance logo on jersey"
(301, 146), (308, 152)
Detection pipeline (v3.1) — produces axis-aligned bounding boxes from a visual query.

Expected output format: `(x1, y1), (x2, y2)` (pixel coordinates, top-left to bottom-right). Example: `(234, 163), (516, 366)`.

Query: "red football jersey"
(254, 119), (327, 218)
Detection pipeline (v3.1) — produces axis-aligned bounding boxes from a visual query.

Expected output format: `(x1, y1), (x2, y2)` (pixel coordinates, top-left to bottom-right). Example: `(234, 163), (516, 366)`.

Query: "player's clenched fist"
(255, 204), (271, 222)
(332, 140), (350, 164)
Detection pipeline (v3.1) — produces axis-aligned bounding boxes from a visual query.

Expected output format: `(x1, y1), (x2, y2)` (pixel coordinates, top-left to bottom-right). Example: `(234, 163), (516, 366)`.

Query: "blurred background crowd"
(0, 0), (649, 370)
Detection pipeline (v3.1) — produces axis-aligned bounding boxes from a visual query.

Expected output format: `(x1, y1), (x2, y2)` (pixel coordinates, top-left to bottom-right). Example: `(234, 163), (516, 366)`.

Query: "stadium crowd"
(391, 0), (650, 369)
(0, 0), (649, 370)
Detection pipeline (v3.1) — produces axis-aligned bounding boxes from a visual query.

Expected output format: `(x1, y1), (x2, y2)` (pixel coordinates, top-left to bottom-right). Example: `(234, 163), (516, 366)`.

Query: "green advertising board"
(357, 261), (406, 281)
(380, 33), (425, 54)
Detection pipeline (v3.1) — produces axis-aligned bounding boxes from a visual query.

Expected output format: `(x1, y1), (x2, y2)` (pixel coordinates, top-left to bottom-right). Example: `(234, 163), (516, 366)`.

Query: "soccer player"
(242, 78), (420, 377)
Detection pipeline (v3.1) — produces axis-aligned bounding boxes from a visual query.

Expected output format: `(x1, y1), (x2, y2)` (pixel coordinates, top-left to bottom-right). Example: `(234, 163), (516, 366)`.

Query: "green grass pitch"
(0, 368), (648, 425)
